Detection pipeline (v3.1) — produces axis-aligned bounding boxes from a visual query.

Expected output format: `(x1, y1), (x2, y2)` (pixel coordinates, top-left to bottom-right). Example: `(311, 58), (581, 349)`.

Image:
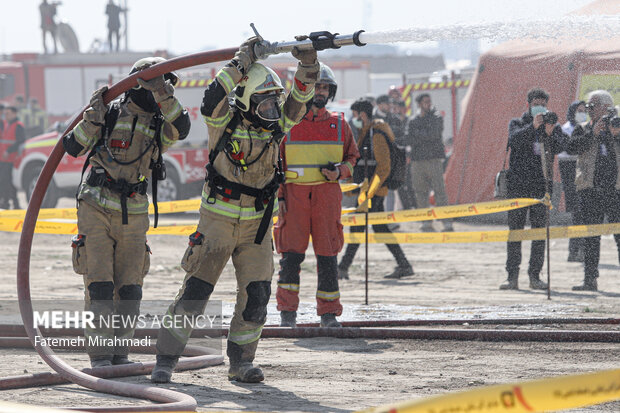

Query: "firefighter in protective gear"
(63, 56), (190, 368)
(274, 63), (359, 328)
(151, 37), (319, 384)
(0, 106), (25, 209)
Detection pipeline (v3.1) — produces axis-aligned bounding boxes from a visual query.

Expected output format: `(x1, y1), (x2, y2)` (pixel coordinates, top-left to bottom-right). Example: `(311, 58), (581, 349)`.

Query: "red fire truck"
(0, 52), (222, 207)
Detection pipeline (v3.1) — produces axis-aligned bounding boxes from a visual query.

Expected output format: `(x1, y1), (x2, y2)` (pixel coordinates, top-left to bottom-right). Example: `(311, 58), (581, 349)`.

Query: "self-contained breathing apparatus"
(204, 109), (285, 245)
(78, 100), (166, 227)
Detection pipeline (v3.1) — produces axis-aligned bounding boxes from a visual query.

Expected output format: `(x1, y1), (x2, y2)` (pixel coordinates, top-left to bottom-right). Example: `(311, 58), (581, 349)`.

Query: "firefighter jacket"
(64, 95), (190, 215)
(280, 108), (359, 186)
(0, 118), (26, 163)
(354, 119), (393, 198)
(567, 121), (620, 191)
(200, 63), (317, 221)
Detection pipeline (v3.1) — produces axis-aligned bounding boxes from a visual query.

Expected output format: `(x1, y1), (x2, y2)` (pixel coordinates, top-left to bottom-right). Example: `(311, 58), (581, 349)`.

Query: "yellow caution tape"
(341, 198), (543, 226)
(0, 183), (361, 221)
(358, 368), (620, 413)
(4, 214), (619, 242)
(0, 199), (203, 221)
(344, 223), (620, 244)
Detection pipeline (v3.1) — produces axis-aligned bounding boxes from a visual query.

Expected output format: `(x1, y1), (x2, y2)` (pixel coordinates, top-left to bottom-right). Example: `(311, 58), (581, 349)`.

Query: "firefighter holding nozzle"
(151, 37), (319, 383)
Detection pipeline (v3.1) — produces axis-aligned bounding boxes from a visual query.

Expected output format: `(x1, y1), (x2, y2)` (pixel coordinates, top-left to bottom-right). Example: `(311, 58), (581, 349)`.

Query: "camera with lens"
(542, 111), (558, 125)
(602, 107), (620, 129)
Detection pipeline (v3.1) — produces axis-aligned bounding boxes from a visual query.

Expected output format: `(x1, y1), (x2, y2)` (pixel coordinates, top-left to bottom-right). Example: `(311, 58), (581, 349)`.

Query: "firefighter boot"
(227, 340), (264, 383)
(499, 271), (518, 290)
(112, 353), (134, 365)
(151, 355), (179, 383)
(151, 313), (191, 383)
(320, 313), (342, 327)
(280, 311), (296, 328)
(90, 356), (113, 368)
(529, 273), (548, 290)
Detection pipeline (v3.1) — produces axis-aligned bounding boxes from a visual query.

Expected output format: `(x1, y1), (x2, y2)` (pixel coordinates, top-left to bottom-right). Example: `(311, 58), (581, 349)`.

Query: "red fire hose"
(15, 47), (237, 412)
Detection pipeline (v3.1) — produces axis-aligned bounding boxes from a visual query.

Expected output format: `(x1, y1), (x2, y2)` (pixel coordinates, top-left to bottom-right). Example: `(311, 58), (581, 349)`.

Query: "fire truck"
(0, 51), (222, 207)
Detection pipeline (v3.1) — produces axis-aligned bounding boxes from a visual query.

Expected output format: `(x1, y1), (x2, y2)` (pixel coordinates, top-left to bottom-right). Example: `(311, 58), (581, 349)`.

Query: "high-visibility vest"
(284, 111), (344, 184)
(0, 120), (23, 163)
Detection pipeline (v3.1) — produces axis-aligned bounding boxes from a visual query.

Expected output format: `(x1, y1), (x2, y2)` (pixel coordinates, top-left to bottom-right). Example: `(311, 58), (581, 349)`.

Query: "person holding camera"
(274, 63), (359, 328)
(560, 100), (586, 262)
(500, 88), (564, 290)
(566, 90), (620, 291)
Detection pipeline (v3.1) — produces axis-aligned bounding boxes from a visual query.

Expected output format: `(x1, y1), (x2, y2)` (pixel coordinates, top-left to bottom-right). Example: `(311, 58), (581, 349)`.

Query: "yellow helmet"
(234, 63), (283, 112)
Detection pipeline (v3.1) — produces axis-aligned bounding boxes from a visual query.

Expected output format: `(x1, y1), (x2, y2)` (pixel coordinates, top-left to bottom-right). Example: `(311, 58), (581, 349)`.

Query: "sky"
(0, 0), (595, 56)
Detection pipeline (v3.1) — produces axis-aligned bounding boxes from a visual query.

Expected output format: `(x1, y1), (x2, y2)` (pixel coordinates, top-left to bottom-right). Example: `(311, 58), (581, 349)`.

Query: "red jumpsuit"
(274, 108), (359, 316)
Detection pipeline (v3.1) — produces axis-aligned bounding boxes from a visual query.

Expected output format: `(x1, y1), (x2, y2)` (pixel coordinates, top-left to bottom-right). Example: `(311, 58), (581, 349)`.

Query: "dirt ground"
(1, 197), (620, 412)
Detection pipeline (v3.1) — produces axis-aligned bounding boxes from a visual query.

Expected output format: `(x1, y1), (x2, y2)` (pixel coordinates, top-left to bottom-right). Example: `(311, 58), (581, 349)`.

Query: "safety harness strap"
(204, 163), (282, 244)
(86, 168), (148, 224)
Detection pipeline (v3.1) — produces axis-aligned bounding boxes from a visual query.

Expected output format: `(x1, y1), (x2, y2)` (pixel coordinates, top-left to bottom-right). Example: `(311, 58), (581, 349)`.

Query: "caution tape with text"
(0, 196), (540, 224)
(358, 368), (620, 413)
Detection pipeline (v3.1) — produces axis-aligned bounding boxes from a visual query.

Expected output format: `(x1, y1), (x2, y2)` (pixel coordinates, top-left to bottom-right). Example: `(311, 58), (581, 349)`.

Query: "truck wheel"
(154, 167), (181, 202)
(24, 164), (60, 209)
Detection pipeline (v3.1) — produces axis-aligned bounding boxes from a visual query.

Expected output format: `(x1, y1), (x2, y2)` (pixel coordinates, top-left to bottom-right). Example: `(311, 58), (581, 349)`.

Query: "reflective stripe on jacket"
(284, 111), (344, 184)
(0, 120), (23, 163)
(200, 64), (315, 220)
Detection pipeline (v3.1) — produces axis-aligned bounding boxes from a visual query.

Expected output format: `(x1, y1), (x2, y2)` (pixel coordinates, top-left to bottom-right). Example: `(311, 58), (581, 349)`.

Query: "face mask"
(128, 88), (158, 113)
(575, 112), (587, 123)
(352, 118), (363, 129)
(530, 105), (547, 117)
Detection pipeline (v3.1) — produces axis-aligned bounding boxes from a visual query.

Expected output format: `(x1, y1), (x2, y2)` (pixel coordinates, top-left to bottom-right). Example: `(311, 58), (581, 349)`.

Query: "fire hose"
(14, 26), (619, 410)
(14, 27), (366, 411)
(2, 318), (620, 393)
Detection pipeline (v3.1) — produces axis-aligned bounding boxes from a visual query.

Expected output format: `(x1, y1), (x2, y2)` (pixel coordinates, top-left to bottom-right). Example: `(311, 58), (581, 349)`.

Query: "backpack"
(373, 129), (406, 190)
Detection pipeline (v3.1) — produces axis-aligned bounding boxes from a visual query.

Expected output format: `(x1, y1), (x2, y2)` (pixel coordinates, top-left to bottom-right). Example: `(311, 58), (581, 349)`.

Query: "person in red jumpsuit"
(274, 63), (360, 328)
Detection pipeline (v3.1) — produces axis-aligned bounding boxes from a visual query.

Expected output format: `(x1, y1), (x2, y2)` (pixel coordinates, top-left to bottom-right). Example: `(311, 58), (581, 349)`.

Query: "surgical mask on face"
(352, 118), (363, 129)
(575, 112), (588, 123)
(530, 105), (547, 117)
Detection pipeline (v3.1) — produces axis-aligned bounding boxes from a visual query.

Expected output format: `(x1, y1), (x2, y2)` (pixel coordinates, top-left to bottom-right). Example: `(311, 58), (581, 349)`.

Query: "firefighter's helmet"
(130, 56), (179, 86)
(234, 63), (284, 113)
(318, 63), (337, 101)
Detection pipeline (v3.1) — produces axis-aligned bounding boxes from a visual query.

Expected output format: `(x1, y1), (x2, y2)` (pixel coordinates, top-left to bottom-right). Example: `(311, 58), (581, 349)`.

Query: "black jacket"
(404, 109), (445, 161)
(567, 122), (618, 190)
(374, 110), (405, 144)
(507, 112), (564, 197)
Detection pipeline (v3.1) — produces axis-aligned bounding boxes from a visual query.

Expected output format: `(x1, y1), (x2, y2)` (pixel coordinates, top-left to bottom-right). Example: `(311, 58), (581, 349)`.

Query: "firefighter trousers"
(273, 183), (343, 316)
(75, 200), (150, 360)
(156, 210), (273, 365)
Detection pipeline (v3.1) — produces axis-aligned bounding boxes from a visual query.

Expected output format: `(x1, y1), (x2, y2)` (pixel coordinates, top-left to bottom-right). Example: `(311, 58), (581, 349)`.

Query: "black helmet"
(318, 63), (337, 101)
(130, 56), (179, 86)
